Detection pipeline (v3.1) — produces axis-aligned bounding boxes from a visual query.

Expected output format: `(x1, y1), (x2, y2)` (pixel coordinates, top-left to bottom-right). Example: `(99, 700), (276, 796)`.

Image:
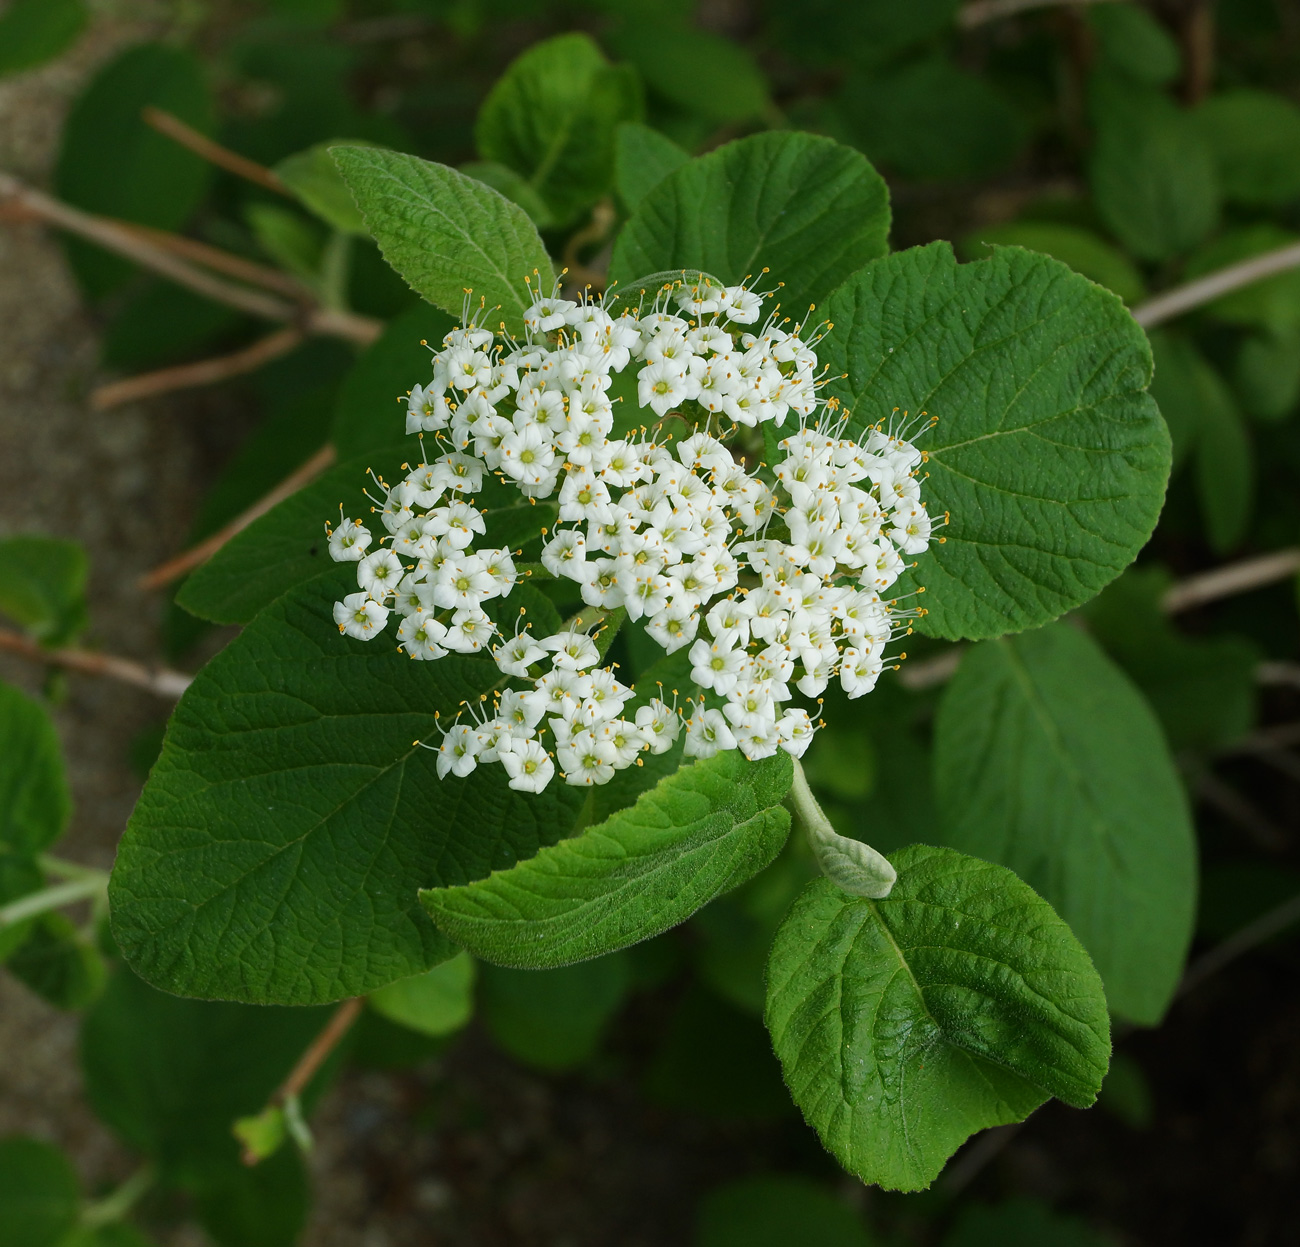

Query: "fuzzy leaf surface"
(421, 751), (792, 968)
(822, 242), (1169, 640)
(610, 131), (889, 315)
(765, 845), (1110, 1191)
(933, 624), (1196, 1025)
(332, 145), (553, 335)
(110, 572), (584, 1004)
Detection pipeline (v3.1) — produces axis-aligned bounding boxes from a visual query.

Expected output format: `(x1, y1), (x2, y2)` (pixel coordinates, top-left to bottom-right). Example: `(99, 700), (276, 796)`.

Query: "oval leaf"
(0, 680), (72, 856)
(765, 845), (1111, 1192)
(332, 145), (554, 336)
(420, 750), (792, 968)
(822, 241), (1170, 640)
(610, 131), (890, 316)
(109, 572), (584, 1004)
(933, 623), (1196, 1025)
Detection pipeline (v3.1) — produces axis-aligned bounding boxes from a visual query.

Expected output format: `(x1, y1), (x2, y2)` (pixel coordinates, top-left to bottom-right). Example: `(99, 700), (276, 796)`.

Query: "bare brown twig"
(116, 221), (311, 298)
(274, 998), (364, 1106)
(1133, 243), (1300, 328)
(142, 107), (291, 196)
(139, 444), (338, 591)
(959, 0), (1120, 28)
(1162, 548), (1300, 613)
(0, 629), (192, 699)
(92, 327), (306, 410)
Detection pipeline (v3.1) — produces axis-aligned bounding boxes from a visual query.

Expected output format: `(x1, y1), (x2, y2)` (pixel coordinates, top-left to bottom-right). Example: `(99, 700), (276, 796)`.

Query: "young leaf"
(368, 951), (476, 1037)
(0, 0), (87, 79)
(331, 146), (554, 336)
(1194, 89), (1300, 207)
(614, 122), (689, 212)
(81, 968), (335, 1184)
(0, 535), (88, 644)
(1088, 73), (1218, 261)
(609, 132), (890, 316)
(0, 680), (72, 856)
(7, 913), (106, 1010)
(933, 624), (1196, 1026)
(697, 1176), (871, 1247)
(0, 1137), (81, 1247)
(475, 33), (642, 224)
(765, 846), (1111, 1192)
(54, 44), (215, 297)
(275, 140), (370, 234)
(822, 242), (1169, 640)
(110, 572), (585, 1005)
(420, 750), (792, 969)
(459, 161), (556, 230)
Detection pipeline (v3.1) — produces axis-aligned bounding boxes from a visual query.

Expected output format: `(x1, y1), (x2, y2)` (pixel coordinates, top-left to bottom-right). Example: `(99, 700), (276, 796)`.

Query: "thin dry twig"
(959, 0), (1120, 28)
(0, 173), (381, 344)
(1133, 242), (1300, 328)
(92, 327), (306, 410)
(139, 444), (338, 591)
(274, 998), (364, 1107)
(116, 221), (311, 298)
(1258, 662), (1300, 692)
(0, 629), (192, 699)
(1179, 890), (1300, 997)
(1162, 548), (1300, 614)
(142, 107), (291, 196)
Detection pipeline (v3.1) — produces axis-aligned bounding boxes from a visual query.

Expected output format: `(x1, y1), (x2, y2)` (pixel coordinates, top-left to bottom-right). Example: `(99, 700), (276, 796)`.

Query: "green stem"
(81, 1164), (155, 1228)
(0, 874), (108, 930)
(787, 757), (896, 899)
(37, 854), (110, 882)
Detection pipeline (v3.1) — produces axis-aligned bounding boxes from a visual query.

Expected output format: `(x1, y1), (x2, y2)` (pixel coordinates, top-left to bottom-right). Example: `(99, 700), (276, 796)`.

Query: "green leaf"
(822, 242), (1169, 641)
(193, 1147), (309, 1247)
(475, 33), (642, 223)
(608, 20), (769, 125)
(55, 44), (215, 297)
(332, 301), (455, 457)
(459, 161), (556, 230)
(613, 122), (688, 212)
(1082, 567), (1258, 754)
(767, 0), (958, 70)
(959, 222), (1145, 305)
(245, 202), (325, 286)
(420, 750), (792, 968)
(1088, 3), (1181, 85)
(368, 951), (476, 1037)
(933, 624), (1196, 1025)
(696, 1175), (872, 1247)
(1097, 1051), (1154, 1130)
(0, 535), (88, 645)
(102, 281), (241, 372)
(1191, 361), (1254, 552)
(81, 968), (335, 1184)
(0, 0), (87, 78)
(1235, 328), (1300, 422)
(765, 846), (1111, 1191)
(1182, 224), (1300, 332)
(1194, 89), (1300, 207)
(610, 131), (890, 317)
(7, 913), (106, 1011)
(331, 145), (554, 336)
(1088, 73), (1218, 261)
(275, 140), (370, 234)
(1147, 330), (1208, 468)
(0, 848), (44, 961)
(944, 1197), (1119, 1247)
(109, 572), (585, 1005)
(478, 954), (629, 1071)
(0, 1137), (80, 1247)
(0, 680), (72, 856)
(838, 55), (1027, 183)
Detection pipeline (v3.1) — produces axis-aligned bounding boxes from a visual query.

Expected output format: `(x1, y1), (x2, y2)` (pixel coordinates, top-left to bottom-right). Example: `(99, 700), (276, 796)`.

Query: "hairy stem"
(787, 757), (896, 899)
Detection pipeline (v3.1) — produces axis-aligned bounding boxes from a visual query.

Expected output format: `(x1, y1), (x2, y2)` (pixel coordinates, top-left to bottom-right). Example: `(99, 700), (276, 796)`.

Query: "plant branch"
(0, 628), (192, 699)
(1162, 548), (1300, 613)
(92, 327), (306, 410)
(0, 173), (381, 345)
(1132, 243), (1300, 328)
(1258, 662), (1300, 692)
(115, 221), (311, 297)
(1179, 889), (1300, 997)
(142, 107), (291, 196)
(139, 443), (338, 591)
(273, 998), (364, 1107)
(0, 874), (108, 931)
(959, 0), (1120, 28)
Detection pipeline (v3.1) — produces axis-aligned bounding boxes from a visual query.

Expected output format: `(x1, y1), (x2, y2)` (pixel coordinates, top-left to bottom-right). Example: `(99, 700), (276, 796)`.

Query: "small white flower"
(437, 724), (480, 778)
(328, 519), (372, 562)
(498, 739), (555, 793)
(333, 592), (388, 641)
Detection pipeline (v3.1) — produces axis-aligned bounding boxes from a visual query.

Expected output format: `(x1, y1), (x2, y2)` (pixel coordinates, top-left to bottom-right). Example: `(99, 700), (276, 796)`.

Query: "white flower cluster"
(326, 275), (936, 793)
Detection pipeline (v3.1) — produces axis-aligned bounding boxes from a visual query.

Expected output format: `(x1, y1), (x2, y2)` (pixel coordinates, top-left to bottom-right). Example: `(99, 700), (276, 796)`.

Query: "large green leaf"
(0, 0), (87, 79)
(822, 242), (1169, 640)
(0, 680), (72, 856)
(110, 572), (584, 1004)
(54, 44), (214, 297)
(933, 624), (1196, 1025)
(1088, 73), (1218, 261)
(0, 535), (88, 645)
(0, 1137), (81, 1247)
(421, 751), (792, 968)
(609, 131), (890, 316)
(475, 33), (641, 224)
(81, 968), (332, 1185)
(765, 846), (1111, 1192)
(332, 146), (553, 336)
